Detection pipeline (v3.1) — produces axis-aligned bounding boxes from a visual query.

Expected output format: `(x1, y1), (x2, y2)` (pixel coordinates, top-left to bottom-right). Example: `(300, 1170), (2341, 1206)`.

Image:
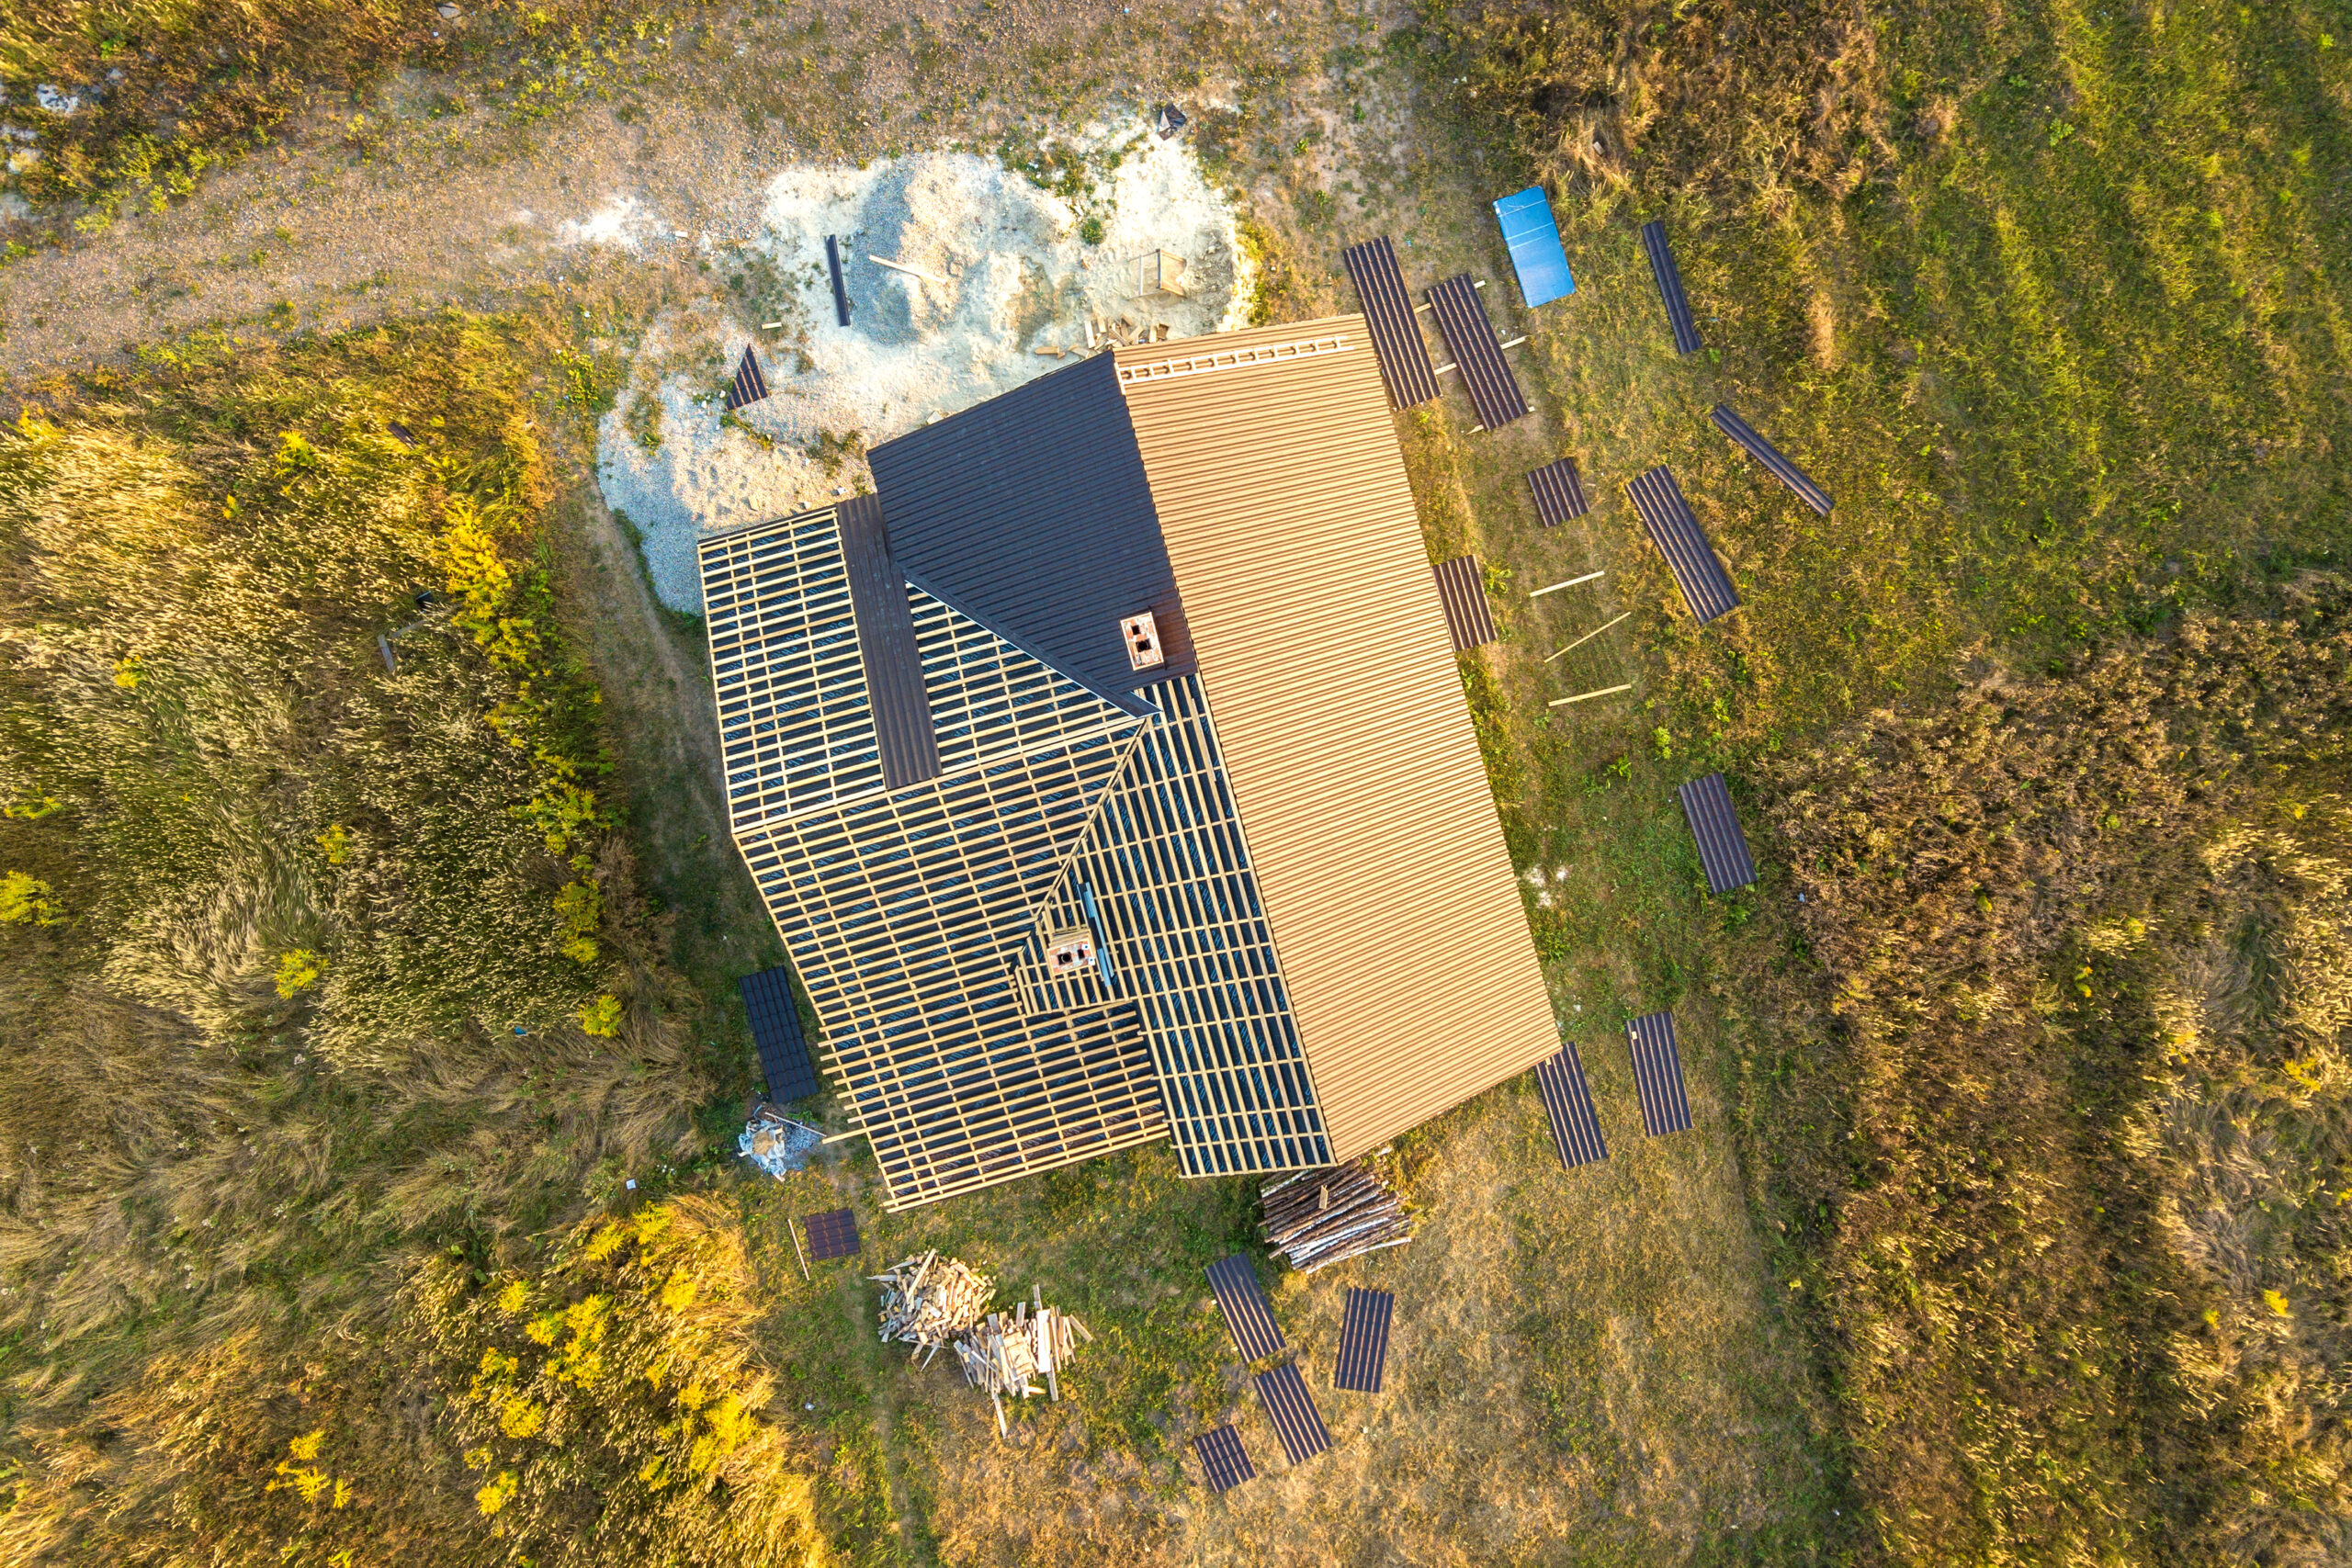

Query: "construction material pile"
(871, 1253), (1095, 1437)
(1261, 1159), (1415, 1273)
(738, 1107), (822, 1179)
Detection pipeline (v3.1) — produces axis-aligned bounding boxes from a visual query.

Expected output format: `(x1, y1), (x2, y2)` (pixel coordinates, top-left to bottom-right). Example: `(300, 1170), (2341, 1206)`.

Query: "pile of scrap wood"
(871, 1255), (1095, 1437)
(873, 1250), (993, 1356)
(1260, 1157), (1415, 1273)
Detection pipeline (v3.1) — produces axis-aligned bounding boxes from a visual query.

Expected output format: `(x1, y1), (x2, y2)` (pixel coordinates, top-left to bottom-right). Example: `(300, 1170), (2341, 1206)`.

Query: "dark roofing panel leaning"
(1623, 466), (1739, 625)
(867, 352), (1187, 711)
(1431, 555), (1498, 651)
(740, 965), (821, 1101)
(1641, 220), (1702, 355)
(1710, 403), (1834, 515)
(833, 494), (941, 791)
(1425, 273), (1530, 430)
(1677, 771), (1758, 895)
(1340, 236), (1440, 410)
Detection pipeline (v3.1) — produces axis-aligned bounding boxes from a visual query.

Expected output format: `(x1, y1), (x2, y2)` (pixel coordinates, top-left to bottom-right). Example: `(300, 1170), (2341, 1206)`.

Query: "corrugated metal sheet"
(1495, 186), (1575, 307)
(1206, 1254), (1286, 1360)
(1528, 457), (1591, 525)
(1333, 1286), (1394, 1393)
(1678, 771), (1758, 895)
(825, 236), (851, 326)
(1193, 1425), (1255, 1493)
(1340, 236), (1439, 410)
(1710, 403), (1833, 516)
(834, 494), (941, 791)
(739, 965), (820, 1101)
(1627, 1011), (1694, 1136)
(1641, 220), (1702, 355)
(1254, 1362), (1333, 1463)
(1623, 466), (1739, 625)
(725, 345), (771, 412)
(1534, 1042), (1608, 1168)
(1425, 274), (1530, 429)
(1431, 554), (1498, 651)
(803, 1207), (862, 1260)
(867, 352), (1185, 711)
(1116, 320), (1561, 1162)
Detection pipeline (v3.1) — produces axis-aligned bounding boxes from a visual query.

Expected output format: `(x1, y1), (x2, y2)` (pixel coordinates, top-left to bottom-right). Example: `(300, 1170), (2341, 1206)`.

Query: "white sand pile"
(595, 129), (1250, 612)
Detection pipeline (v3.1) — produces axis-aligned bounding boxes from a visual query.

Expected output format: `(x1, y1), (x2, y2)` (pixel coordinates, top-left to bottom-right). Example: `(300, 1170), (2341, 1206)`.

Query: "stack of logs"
(872, 1252), (1094, 1438)
(1261, 1158), (1415, 1273)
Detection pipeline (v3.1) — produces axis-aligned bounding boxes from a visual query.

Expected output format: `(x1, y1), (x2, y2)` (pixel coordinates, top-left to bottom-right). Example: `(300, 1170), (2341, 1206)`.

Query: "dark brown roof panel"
(1425, 274), (1530, 430)
(803, 1207), (862, 1260)
(1333, 1286), (1394, 1393)
(1341, 236), (1439, 410)
(725, 344), (771, 411)
(1623, 466), (1738, 625)
(1255, 1362), (1332, 1463)
(1626, 1011), (1694, 1136)
(1711, 403), (1833, 516)
(1431, 555), (1498, 651)
(1205, 1254), (1286, 1361)
(1641, 220), (1702, 355)
(1193, 1425), (1256, 1493)
(1535, 1042), (1609, 1168)
(1677, 771), (1758, 895)
(835, 494), (941, 791)
(1528, 457), (1591, 525)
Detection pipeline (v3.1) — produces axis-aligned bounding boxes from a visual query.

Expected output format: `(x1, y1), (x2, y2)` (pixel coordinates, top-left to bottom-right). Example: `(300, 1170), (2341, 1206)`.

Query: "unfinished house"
(699, 318), (1559, 1210)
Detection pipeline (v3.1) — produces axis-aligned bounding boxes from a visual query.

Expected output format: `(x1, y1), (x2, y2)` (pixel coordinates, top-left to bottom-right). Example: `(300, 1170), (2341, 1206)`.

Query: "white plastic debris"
(35, 85), (80, 114)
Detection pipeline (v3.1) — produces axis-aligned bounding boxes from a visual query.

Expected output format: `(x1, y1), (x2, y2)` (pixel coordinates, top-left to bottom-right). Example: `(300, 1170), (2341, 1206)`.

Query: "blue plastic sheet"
(1494, 186), (1575, 308)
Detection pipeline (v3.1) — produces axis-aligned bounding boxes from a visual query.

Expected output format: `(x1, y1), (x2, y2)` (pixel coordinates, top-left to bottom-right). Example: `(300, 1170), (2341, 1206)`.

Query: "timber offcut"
(1711, 403), (1833, 516)
(1426, 274), (1530, 430)
(1341, 236), (1439, 410)
(1624, 466), (1739, 625)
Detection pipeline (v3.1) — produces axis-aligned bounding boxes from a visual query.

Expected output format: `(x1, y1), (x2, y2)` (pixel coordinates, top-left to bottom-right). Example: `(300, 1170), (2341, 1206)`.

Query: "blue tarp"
(1495, 186), (1575, 308)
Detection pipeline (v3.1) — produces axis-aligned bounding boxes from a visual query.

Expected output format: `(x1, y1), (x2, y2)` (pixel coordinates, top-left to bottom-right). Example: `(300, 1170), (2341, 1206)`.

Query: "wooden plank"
(1425, 274), (1529, 430)
(1677, 771), (1758, 895)
(1710, 403), (1833, 516)
(1527, 457), (1591, 525)
(1254, 1362), (1333, 1463)
(1623, 466), (1738, 625)
(1430, 555), (1498, 651)
(1534, 1042), (1610, 1168)
(1193, 1424), (1256, 1493)
(1205, 1255), (1286, 1361)
(1340, 236), (1440, 410)
(1626, 1011), (1694, 1136)
(1332, 1287), (1394, 1393)
(1641, 220), (1702, 355)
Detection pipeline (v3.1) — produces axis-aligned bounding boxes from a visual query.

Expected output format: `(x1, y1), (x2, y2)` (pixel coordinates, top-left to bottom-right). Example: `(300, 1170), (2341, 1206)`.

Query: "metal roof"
(1115, 319), (1561, 1163)
(1333, 1287), (1394, 1393)
(1626, 1010), (1694, 1135)
(1206, 1254), (1285, 1360)
(1340, 236), (1439, 410)
(1193, 1425), (1255, 1493)
(1431, 554), (1498, 651)
(1494, 186), (1575, 308)
(802, 1207), (862, 1260)
(1254, 1363), (1332, 1463)
(1527, 456), (1591, 525)
(1711, 403), (1834, 516)
(1641, 220), (1703, 355)
(1534, 1042), (1608, 1168)
(835, 494), (940, 790)
(1677, 771), (1758, 894)
(1425, 275), (1530, 430)
(1624, 466), (1739, 625)
(739, 965), (820, 1101)
(867, 352), (1189, 713)
(725, 345), (770, 412)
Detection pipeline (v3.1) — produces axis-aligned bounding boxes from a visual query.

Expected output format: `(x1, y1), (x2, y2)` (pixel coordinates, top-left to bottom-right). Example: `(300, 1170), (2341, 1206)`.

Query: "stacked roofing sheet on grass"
(1340, 236), (1439, 411)
(1115, 321), (1562, 1162)
(1424, 274), (1530, 430)
(1206, 1255), (1286, 1360)
(1333, 1287), (1394, 1393)
(1710, 403), (1833, 515)
(1528, 457), (1592, 525)
(725, 345), (770, 412)
(1534, 1042), (1609, 1168)
(739, 966), (820, 1101)
(1626, 1011), (1694, 1136)
(803, 1208), (862, 1260)
(1431, 555), (1498, 651)
(1677, 772), (1758, 895)
(1624, 466), (1739, 625)
(1255, 1362), (1333, 1463)
(1641, 220), (1702, 355)
(1193, 1426), (1255, 1493)
(1494, 186), (1575, 307)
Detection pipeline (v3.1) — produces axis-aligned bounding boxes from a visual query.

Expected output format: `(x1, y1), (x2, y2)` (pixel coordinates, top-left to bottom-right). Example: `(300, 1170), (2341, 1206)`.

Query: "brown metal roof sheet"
(1340, 236), (1439, 410)
(1431, 554), (1498, 651)
(1424, 274), (1530, 430)
(1114, 319), (1560, 1162)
